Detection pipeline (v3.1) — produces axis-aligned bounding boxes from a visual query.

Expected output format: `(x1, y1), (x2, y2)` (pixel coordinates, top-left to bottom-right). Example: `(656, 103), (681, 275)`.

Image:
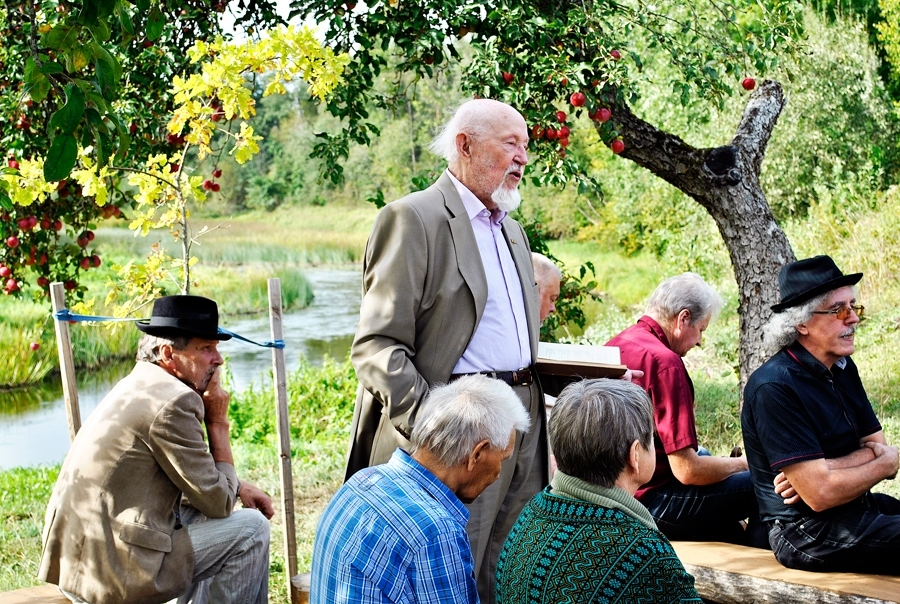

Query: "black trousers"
(769, 492), (900, 574)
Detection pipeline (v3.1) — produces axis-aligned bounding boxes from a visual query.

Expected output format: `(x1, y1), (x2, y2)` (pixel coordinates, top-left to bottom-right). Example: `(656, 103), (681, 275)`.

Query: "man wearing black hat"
(742, 255), (900, 573)
(39, 295), (274, 604)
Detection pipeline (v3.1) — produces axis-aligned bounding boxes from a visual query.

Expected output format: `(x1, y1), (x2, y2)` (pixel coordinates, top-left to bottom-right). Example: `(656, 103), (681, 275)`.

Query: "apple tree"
(287, 0), (807, 390)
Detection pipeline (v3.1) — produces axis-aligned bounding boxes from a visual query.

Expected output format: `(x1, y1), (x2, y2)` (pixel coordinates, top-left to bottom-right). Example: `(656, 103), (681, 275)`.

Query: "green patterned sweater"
(496, 472), (702, 603)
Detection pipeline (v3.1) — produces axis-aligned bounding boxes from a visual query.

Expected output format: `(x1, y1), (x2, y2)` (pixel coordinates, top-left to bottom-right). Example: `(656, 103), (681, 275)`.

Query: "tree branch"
(730, 79), (785, 174)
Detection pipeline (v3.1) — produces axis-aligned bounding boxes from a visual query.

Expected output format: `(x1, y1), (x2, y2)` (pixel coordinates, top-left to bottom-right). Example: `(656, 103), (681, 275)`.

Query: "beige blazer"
(38, 362), (239, 604)
(346, 171), (540, 478)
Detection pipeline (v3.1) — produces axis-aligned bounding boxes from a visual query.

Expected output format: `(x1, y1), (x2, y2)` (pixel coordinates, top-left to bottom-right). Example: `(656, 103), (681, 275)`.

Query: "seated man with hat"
(39, 295), (274, 604)
(743, 255), (900, 573)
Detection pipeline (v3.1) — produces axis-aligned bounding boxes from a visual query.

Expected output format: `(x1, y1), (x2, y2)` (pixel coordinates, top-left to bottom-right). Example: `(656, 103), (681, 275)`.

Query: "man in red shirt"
(606, 272), (764, 546)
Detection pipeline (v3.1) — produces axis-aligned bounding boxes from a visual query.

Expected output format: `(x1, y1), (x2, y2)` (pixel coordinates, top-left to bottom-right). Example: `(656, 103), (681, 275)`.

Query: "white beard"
(492, 184), (522, 213)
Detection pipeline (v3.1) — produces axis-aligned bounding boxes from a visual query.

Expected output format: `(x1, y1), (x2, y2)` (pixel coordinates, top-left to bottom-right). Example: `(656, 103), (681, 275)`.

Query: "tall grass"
(0, 466), (58, 591)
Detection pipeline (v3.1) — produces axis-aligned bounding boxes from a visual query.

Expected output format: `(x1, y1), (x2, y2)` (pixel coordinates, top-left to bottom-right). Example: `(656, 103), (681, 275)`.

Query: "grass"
(0, 466), (58, 591)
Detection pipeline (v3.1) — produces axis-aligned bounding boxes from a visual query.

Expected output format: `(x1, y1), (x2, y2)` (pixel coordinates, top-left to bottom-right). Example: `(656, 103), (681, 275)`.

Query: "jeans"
(769, 492), (900, 574)
(640, 460), (766, 547)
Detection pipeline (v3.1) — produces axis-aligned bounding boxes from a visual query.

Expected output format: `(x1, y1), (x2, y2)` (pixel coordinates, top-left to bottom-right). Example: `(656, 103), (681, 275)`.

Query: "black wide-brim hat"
(771, 255), (862, 313)
(136, 295), (231, 341)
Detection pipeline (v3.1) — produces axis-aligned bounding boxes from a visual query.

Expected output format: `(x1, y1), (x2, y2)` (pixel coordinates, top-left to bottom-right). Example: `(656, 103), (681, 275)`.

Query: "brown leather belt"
(449, 367), (533, 387)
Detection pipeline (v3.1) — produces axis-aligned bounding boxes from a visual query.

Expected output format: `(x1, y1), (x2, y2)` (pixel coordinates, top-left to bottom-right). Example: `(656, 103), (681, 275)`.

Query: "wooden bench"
(672, 541), (900, 603)
(0, 584), (69, 604)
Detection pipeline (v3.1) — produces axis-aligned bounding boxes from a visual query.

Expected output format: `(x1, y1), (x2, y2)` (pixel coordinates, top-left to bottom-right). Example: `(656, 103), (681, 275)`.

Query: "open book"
(535, 342), (627, 379)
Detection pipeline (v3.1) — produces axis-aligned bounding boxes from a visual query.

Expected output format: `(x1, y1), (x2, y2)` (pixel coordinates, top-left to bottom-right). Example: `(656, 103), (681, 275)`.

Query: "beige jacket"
(346, 170), (540, 479)
(38, 362), (239, 604)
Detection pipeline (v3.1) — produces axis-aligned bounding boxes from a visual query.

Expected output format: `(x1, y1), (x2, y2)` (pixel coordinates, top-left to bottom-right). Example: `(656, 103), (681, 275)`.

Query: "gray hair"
(532, 253), (562, 289)
(136, 333), (191, 364)
(550, 379), (654, 488)
(409, 374), (531, 467)
(761, 290), (834, 357)
(428, 99), (509, 168)
(646, 272), (723, 327)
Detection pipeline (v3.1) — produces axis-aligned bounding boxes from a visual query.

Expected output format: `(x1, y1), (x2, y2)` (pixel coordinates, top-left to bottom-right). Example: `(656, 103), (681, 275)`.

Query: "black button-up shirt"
(742, 342), (881, 522)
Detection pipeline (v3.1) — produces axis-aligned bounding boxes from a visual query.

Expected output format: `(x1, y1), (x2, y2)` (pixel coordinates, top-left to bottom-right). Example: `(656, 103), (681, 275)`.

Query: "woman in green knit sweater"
(496, 379), (702, 603)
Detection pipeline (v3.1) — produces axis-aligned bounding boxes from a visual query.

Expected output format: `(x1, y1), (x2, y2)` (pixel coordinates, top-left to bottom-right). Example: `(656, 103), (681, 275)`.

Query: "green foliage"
(0, 466), (58, 591)
(876, 0), (900, 94)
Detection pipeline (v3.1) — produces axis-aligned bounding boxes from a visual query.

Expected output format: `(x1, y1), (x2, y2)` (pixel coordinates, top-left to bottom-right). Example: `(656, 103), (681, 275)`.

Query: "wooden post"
(49, 282), (81, 441)
(268, 278), (298, 603)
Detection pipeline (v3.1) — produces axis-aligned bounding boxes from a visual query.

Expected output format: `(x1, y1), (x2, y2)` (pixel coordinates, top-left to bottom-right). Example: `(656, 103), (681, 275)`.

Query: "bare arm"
(668, 446), (748, 486)
(780, 442), (899, 512)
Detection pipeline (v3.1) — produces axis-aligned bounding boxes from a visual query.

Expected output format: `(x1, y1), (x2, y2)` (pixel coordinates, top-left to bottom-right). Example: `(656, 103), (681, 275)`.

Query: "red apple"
(53, 219), (62, 231)
(6, 278), (18, 292)
(80, 257), (91, 270)
(569, 92), (586, 107)
(558, 126), (570, 138)
(6, 235), (19, 248)
(559, 137), (570, 148)
(610, 139), (625, 154)
(92, 255), (101, 268)
(40, 217), (50, 229)
(18, 217), (31, 230)
(531, 124), (543, 139)
(38, 253), (47, 265)
(203, 179), (214, 191)
(85, 230), (95, 241)
(28, 216), (37, 228)
(29, 341), (41, 351)
(141, 39), (154, 48)
(610, 49), (622, 61)
(7, 159), (19, 170)
(0, 266), (10, 277)
(545, 127), (558, 141)
(742, 77), (756, 91)
(76, 236), (88, 248)
(555, 110), (567, 123)
(64, 280), (77, 291)
(211, 182), (221, 192)
(129, 122), (138, 135)
(37, 276), (49, 287)
(560, 77), (568, 86)
(170, 163), (180, 173)
(501, 72), (514, 85)
(213, 169), (222, 178)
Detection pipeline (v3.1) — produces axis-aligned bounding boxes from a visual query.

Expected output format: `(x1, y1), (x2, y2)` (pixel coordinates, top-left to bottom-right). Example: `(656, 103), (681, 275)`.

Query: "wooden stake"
(50, 282), (81, 441)
(268, 278), (298, 603)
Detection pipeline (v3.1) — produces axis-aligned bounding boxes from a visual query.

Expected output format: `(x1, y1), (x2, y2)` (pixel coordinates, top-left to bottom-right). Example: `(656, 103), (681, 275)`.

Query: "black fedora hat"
(771, 255), (862, 313)
(136, 295), (231, 341)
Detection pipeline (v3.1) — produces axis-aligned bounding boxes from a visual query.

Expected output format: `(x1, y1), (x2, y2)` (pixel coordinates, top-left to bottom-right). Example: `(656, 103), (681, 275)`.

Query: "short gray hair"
(409, 374), (531, 467)
(136, 333), (191, 364)
(532, 253), (562, 289)
(646, 272), (723, 327)
(550, 379), (654, 488)
(428, 99), (508, 169)
(761, 290), (833, 357)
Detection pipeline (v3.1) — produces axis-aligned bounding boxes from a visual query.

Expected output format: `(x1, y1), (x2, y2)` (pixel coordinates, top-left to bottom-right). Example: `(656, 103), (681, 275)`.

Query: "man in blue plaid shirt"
(311, 375), (531, 603)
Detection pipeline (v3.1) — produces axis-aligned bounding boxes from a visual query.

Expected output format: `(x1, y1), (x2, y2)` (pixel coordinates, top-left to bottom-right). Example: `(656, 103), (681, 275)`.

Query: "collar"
(549, 471), (657, 530)
(785, 341), (848, 376)
(389, 449), (469, 526)
(636, 315), (672, 351)
(446, 170), (507, 224)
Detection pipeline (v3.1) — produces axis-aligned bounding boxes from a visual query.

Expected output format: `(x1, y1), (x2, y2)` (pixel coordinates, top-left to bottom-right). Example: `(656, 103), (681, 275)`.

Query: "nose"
(212, 349), (224, 365)
(515, 143), (528, 166)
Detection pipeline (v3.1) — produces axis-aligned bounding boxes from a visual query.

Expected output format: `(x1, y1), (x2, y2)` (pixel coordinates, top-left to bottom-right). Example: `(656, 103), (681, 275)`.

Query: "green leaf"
(146, 7), (165, 41)
(44, 133), (79, 182)
(25, 76), (52, 102)
(48, 85), (86, 135)
(87, 18), (111, 42)
(78, 0), (100, 25)
(93, 43), (121, 101)
(117, 3), (134, 36)
(40, 61), (64, 76)
(44, 25), (80, 51)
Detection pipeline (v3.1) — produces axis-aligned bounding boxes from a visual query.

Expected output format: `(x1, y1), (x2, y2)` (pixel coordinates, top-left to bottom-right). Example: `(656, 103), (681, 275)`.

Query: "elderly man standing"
(743, 255), (900, 573)
(606, 272), (761, 545)
(497, 379), (701, 603)
(312, 375), (530, 603)
(39, 295), (273, 604)
(347, 98), (543, 602)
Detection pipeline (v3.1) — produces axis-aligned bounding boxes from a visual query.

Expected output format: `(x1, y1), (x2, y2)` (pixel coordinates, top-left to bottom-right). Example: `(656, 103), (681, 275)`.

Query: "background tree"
(286, 0), (809, 391)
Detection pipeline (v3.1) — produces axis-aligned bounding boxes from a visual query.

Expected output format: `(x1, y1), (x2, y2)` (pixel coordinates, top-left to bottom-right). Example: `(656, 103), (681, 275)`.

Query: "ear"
(627, 440), (642, 475)
(456, 132), (472, 159)
(796, 323), (810, 336)
(467, 439), (491, 471)
(158, 343), (176, 368)
(677, 308), (692, 326)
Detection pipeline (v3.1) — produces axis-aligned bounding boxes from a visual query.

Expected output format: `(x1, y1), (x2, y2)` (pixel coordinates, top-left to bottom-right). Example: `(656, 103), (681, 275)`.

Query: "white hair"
(761, 290), (841, 358)
(532, 253), (562, 289)
(409, 374), (531, 467)
(646, 272), (723, 327)
(135, 333), (190, 363)
(428, 98), (513, 168)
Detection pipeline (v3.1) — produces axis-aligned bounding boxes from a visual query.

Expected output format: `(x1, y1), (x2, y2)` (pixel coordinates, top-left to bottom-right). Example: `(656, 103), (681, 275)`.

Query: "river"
(0, 268), (361, 471)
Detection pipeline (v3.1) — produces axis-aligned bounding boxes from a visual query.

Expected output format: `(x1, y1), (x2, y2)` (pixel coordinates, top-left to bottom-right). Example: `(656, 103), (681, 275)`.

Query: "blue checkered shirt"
(311, 449), (478, 604)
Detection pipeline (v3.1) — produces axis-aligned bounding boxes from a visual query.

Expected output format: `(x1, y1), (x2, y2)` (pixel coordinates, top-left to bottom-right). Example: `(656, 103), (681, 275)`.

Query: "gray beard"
(492, 185), (522, 213)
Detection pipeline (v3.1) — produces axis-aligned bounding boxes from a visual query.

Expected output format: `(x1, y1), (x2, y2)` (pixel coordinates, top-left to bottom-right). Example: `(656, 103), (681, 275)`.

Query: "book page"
(537, 342), (621, 365)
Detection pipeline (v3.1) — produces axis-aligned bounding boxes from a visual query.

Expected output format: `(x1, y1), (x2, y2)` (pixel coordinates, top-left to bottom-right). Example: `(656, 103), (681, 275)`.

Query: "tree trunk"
(605, 80), (796, 398)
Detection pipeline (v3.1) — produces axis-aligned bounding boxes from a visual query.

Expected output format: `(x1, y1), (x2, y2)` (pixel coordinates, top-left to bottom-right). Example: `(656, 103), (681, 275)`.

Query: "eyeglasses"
(811, 304), (865, 320)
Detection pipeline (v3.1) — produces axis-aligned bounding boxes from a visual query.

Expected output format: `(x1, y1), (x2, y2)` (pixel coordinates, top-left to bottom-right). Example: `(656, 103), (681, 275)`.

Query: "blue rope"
(53, 309), (286, 349)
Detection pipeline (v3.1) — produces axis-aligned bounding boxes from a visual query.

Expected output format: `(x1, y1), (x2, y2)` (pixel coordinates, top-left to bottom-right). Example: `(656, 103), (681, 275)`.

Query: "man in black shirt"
(743, 255), (900, 573)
